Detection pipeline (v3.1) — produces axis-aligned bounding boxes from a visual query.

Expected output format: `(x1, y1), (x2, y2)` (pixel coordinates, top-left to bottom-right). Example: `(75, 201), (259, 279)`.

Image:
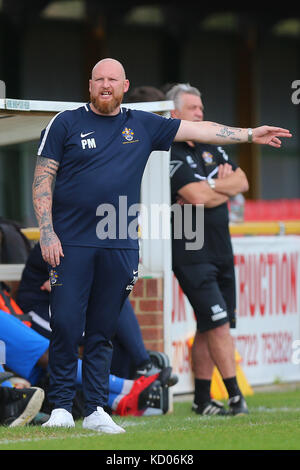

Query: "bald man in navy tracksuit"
(32, 58), (291, 431)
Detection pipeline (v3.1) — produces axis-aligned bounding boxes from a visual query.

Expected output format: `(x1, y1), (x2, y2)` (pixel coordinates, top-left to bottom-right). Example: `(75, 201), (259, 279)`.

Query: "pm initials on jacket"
(81, 137), (97, 149)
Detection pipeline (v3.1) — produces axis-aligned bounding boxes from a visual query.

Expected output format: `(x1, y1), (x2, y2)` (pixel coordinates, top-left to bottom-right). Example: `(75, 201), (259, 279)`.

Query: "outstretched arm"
(32, 156), (63, 267)
(174, 121), (292, 148)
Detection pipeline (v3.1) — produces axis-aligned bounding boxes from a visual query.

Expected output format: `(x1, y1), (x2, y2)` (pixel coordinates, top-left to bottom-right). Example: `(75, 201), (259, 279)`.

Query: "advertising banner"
(171, 236), (300, 393)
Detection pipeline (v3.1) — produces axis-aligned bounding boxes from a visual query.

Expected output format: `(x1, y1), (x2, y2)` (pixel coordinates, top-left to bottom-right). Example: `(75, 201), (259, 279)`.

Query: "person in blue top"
(32, 57), (291, 432)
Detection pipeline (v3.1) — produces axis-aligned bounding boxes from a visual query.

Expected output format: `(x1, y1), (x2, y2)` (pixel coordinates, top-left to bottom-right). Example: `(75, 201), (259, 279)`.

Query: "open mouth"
(100, 91), (112, 98)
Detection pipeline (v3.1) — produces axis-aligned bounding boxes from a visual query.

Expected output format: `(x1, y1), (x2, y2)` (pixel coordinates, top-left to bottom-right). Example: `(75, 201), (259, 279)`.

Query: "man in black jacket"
(167, 83), (249, 416)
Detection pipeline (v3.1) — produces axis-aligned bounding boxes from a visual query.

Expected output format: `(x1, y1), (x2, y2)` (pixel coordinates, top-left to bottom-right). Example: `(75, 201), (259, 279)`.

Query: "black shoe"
(0, 387), (45, 426)
(138, 367), (173, 414)
(29, 411), (50, 425)
(228, 395), (249, 416)
(135, 360), (178, 387)
(165, 373), (179, 387)
(148, 350), (170, 369)
(135, 361), (161, 378)
(136, 351), (171, 378)
(157, 366), (172, 387)
(192, 399), (228, 416)
(138, 379), (163, 411)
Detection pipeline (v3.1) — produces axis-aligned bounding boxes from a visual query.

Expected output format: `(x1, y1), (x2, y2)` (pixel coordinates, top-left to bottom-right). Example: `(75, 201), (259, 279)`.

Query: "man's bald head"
(91, 58), (126, 80)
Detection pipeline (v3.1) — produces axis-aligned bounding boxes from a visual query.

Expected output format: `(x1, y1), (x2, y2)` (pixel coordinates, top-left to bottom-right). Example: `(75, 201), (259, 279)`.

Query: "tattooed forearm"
(33, 174), (52, 188)
(212, 124), (242, 142)
(33, 157), (59, 188)
(32, 157), (59, 237)
(39, 223), (59, 247)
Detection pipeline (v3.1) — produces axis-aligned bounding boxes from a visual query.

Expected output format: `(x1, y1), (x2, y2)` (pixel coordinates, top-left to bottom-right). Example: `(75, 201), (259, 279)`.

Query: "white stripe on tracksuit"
(37, 111), (64, 156)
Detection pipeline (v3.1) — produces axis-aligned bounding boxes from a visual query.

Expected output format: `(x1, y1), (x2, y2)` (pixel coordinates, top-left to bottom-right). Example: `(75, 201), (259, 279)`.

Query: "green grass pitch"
(1, 387), (300, 451)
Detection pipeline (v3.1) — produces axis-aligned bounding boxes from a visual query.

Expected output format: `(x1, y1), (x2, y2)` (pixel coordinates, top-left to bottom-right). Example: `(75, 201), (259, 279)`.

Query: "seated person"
(0, 308), (173, 417)
(0, 374), (45, 427)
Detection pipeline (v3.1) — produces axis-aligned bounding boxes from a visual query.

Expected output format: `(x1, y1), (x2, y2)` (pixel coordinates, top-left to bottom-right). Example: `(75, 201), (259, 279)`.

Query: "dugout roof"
(0, 98), (174, 147)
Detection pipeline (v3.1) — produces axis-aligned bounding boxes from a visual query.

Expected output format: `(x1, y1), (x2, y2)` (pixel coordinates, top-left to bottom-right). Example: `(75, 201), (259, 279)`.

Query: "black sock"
(194, 378), (211, 404)
(223, 376), (242, 398)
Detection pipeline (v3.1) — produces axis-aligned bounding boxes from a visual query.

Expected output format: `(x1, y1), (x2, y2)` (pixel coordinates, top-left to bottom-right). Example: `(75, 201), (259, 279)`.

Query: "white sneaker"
(82, 406), (125, 434)
(42, 408), (75, 427)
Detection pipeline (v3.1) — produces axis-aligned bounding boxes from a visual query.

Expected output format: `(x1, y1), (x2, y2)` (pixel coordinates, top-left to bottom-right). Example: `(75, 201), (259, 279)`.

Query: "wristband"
(207, 178), (216, 190)
(248, 128), (253, 143)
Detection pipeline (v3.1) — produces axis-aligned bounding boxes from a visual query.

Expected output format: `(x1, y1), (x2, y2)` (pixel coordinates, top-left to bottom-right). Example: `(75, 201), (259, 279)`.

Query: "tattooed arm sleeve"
(32, 156), (63, 266)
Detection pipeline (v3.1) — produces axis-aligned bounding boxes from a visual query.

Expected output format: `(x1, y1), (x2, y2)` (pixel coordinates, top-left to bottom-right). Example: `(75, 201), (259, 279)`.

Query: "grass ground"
(1, 387), (300, 451)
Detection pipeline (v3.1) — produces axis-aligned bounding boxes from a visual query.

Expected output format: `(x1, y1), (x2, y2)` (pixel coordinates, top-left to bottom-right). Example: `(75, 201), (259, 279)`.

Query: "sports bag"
(0, 217), (31, 263)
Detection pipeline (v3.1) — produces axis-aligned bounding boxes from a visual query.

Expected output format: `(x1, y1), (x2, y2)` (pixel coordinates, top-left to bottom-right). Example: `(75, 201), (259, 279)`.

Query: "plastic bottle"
(229, 193), (245, 223)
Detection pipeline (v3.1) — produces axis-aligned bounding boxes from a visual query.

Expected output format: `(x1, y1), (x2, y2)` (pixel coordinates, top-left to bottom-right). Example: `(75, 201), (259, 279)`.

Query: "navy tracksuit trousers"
(47, 245), (139, 416)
